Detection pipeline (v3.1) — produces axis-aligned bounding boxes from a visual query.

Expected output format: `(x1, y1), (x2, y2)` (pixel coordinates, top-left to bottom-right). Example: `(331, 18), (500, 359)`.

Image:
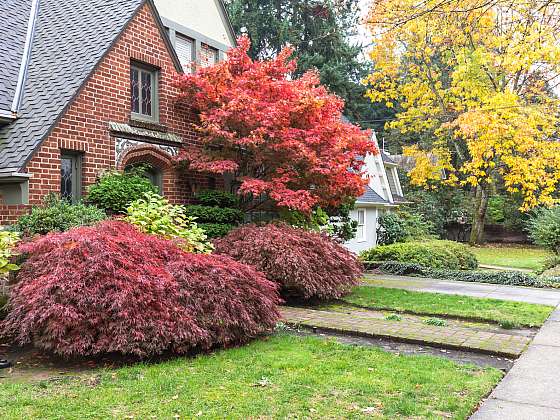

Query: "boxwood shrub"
(185, 205), (244, 225)
(360, 240), (478, 270)
(371, 261), (560, 288)
(195, 190), (239, 208)
(86, 170), (157, 214)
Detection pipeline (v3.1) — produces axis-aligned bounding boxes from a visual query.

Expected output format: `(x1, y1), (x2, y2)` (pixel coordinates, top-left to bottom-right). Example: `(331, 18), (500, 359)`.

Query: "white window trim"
(356, 209), (366, 242)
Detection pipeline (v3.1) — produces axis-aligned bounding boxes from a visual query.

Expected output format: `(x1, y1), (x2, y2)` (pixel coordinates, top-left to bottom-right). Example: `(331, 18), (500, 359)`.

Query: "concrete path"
(471, 306), (560, 419)
(479, 264), (532, 273)
(364, 274), (560, 306)
(282, 307), (530, 357)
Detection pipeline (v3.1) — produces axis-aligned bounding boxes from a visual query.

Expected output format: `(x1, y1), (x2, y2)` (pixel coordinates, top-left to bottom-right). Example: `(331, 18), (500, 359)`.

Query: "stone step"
(282, 307), (530, 358)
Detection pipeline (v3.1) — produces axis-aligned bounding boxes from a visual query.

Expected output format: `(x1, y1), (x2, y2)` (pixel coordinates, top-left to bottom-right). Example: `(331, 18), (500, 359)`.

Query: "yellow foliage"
(366, 0), (560, 210)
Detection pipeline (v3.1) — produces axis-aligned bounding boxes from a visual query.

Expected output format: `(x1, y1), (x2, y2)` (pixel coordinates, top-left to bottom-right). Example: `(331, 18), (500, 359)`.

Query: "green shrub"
(14, 196), (106, 236)
(125, 192), (213, 254)
(373, 261), (560, 288)
(537, 255), (560, 275)
(195, 190), (239, 208)
(361, 240), (478, 270)
(528, 207), (560, 254)
(184, 205), (244, 225)
(87, 170), (157, 213)
(0, 230), (19, 276)
(377, 211), (435, 245)
(198, 223), (236, 239)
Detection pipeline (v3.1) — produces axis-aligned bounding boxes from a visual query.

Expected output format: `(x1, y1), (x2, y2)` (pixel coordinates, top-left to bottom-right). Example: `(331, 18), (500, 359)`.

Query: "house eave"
(0, 109), (17, 124)
(355, 201), (398, 208)
(0, 172), (32, 183)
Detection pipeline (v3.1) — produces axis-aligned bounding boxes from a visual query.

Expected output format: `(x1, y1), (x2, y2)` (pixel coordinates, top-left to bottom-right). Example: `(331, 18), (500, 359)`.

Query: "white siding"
(345, 207), (379, 254)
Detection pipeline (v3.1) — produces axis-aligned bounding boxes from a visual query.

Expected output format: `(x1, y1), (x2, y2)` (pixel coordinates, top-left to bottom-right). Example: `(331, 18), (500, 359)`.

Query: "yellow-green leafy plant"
(125, 192), (213, 254)
(0, 230), (20, 276)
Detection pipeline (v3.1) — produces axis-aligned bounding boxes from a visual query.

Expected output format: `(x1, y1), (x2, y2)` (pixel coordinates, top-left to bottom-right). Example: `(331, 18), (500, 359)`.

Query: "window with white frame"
(130, 63), (158, 122)
(357, 209), (366, 241)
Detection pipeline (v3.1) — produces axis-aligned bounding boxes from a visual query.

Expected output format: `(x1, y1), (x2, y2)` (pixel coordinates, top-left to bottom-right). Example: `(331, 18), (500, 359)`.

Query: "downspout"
(11, 0), (40, 114)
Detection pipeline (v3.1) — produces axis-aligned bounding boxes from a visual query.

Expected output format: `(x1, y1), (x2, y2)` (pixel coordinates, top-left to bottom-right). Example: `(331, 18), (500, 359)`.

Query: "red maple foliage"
(173, 36), (376, 213)
(2, 221), (280, 358)
(214, 224), (363, 300)
(168, 253), (281, 347)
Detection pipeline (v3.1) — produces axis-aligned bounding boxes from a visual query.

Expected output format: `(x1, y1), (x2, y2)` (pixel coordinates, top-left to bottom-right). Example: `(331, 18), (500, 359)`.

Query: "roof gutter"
(0, 109), (16, 123)
(11, 0), (40, 114)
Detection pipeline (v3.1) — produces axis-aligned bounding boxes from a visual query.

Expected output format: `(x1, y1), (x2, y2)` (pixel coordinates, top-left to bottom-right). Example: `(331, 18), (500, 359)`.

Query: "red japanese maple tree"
(173, 36), (376, 213)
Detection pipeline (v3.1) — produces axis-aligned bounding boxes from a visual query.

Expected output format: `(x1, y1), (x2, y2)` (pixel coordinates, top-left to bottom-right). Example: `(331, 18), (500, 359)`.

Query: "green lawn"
(469, 245), (551, 271)
(342, 286), (553, 327)
(0, 334), (501, 419)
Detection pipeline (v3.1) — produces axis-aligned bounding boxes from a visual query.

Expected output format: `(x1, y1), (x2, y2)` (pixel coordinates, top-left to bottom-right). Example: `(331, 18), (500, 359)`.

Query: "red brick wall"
(0, 3), (215, 225)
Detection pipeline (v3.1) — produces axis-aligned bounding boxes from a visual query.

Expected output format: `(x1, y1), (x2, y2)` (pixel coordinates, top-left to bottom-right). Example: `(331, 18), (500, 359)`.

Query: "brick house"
(0, 0), (236, 225)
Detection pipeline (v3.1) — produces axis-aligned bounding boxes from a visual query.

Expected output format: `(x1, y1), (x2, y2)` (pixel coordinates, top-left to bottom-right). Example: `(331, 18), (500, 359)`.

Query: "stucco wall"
(153, 0), (234, 47)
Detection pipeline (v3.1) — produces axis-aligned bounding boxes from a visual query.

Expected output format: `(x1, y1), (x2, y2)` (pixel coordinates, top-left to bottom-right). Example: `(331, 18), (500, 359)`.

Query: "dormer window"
(131, 63), (159, 122)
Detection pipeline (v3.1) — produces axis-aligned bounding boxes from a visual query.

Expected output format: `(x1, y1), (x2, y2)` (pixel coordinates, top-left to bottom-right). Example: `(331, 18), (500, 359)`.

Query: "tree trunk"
(469, 184), (489, 245)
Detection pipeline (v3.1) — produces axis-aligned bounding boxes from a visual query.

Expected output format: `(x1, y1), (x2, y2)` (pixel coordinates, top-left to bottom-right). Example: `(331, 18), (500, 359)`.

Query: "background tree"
(224, 0), (390, 128)
(365, 0), (560, 244)
(173, 37), (375, 214)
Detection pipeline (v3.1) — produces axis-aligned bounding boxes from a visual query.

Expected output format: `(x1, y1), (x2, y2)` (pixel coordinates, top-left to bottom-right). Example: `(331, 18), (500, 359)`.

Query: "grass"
(0, 334), (501, 419)
(469, 244), (551, 270)
(342, 286), (554, 327)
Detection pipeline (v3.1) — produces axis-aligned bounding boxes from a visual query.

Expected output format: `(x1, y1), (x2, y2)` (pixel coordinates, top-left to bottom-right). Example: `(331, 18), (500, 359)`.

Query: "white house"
(345, 132), (407, 254)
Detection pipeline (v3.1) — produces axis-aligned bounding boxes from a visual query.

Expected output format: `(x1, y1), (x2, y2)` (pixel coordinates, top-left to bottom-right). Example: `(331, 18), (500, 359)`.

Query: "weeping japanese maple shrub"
(214, 224), (363, 300)
(168, 253), (281, 347)
(2, 221), (281, 358)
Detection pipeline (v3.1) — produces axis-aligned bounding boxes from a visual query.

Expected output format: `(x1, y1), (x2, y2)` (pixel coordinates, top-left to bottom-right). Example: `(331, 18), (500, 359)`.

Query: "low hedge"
(369, 261), (560, 288)
(360, 240), (478, 270)
(195, 190), (239, 208)
(184, 205), (244, 225)
(199, 223), (236, 239)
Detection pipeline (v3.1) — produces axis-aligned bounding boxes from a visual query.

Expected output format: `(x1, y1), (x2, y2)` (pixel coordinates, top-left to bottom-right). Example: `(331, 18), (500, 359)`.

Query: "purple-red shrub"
(2, 221), (281, 358)
(168, 253), (281, 347)
(214, 224), (363, 300)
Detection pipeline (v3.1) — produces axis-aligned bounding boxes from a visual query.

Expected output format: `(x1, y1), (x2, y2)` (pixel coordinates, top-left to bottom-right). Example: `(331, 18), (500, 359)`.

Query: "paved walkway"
(479, 264), (532, 273)
(282, 307), (530, 357)
(472, 306), (560, 419)
(364, 274), (560, 306)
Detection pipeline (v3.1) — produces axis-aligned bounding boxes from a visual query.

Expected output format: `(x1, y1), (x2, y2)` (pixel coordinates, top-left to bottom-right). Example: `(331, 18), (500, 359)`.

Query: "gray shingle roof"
(0, 0), (31, 113)
(0, 0), (147, 175)
(356, 185), (389, 205)
(381, 151), (397, 165)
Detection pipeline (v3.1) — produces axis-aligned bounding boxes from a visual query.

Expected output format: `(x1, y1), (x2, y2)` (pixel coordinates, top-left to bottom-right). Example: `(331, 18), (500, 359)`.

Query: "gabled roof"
(356, 185), (390, 205)
(381, 151), (397, 166)
(0, 0), (181, 177)
(0, 0), (32, 114)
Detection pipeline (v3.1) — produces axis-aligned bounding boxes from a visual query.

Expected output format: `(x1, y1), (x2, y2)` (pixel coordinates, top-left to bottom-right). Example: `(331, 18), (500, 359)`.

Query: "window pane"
(131, 68), (140, 113)
(141, 71), (152, 116)
(358, 211), (365, 224)
(61, 157), (73, 200)
(176, 35), (194, 72)
(357, 225), (364, 239)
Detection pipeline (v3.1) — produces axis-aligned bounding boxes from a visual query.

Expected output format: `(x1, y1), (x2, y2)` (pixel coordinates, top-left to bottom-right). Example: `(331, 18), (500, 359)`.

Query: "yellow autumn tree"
(366, 0), (560, 243)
